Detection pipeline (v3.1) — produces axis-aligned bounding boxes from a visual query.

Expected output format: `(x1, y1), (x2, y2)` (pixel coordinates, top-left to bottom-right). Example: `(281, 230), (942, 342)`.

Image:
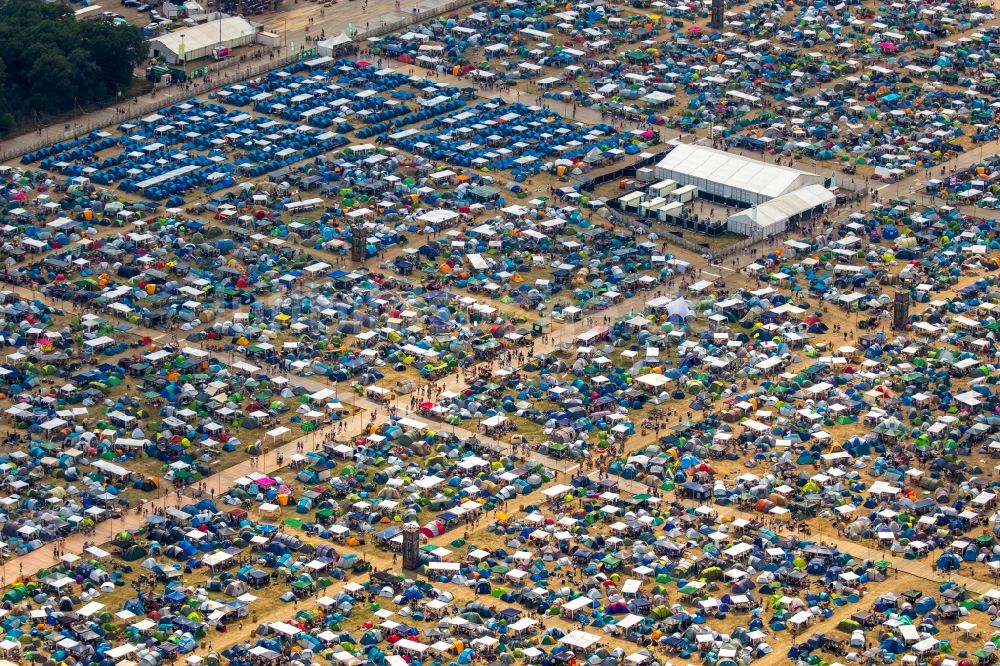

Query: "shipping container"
(618, 191), (645, 212)
(671, 184), (698, 203)
(649, 179), (678, 197)
(657, 201), (685, 221)
(638, 196), (667, 216)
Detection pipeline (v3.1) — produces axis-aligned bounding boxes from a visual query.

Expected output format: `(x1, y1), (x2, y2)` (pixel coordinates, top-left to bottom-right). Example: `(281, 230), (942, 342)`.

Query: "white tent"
(727, 184), (834, 238)
(655, 143), (824, 205)
(559, 630), (602, 649)
(318, 32), (354, 56)
(666, 298), (694, 320)
(148, 17), (259, 64)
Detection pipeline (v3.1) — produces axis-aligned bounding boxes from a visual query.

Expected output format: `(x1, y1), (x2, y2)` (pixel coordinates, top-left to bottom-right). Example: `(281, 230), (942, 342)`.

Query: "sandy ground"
(119, 243), (998, 661)
(0, 0), (998, 662)
(0, 170), (995, 666)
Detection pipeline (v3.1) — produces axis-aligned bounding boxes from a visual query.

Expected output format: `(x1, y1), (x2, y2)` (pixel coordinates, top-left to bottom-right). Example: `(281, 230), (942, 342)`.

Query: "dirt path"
(2, 120), (977, 581)
(0, 147), (949, 580)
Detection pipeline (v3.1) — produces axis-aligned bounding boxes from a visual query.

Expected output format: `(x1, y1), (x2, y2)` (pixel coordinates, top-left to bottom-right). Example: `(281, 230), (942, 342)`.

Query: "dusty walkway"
(0, 131), (980, 580)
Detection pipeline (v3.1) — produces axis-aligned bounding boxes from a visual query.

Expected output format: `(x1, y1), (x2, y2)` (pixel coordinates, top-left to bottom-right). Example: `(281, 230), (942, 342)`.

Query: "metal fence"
(355, 0), (479, 41)
(3, 51), (301, 162)
(578, 150), (667, 192)
(606, 196), (729, 236)
(578, 149), (748, 246)
(3, 0), (479, 161)
(711, 234), (771, 260)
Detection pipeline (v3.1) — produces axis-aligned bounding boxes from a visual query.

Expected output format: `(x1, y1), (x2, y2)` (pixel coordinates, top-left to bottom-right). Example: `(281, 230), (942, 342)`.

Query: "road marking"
(702, 271), (721, 278)
(710, 263), (735, 273)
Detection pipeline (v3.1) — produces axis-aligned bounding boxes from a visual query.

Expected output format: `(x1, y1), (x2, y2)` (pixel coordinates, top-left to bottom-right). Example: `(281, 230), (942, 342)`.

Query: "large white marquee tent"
(654, 143), (825, 206)
(727, 184), (835, 238)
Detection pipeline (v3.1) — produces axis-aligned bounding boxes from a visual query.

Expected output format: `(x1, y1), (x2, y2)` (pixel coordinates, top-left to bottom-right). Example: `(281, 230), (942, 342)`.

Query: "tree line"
(0, 0), (146, 133)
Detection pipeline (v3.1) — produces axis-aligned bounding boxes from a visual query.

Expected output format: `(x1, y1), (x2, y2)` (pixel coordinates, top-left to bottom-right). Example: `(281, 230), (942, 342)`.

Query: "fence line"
(3, 0), (477, 162)
(4, 52), (301, 162)
(354, 0), (479, 41)
(579, 150), (668, 192)
(577, 148), (778, 259)
(586, 151), (784, 259)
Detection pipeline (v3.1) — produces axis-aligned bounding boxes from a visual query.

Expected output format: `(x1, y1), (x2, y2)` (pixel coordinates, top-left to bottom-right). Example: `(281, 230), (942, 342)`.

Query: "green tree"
(0, 0), (145, 129)
(0, 56), (12, 132)
(82, 20), (146, 96)
(27, 50), (77, 113)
